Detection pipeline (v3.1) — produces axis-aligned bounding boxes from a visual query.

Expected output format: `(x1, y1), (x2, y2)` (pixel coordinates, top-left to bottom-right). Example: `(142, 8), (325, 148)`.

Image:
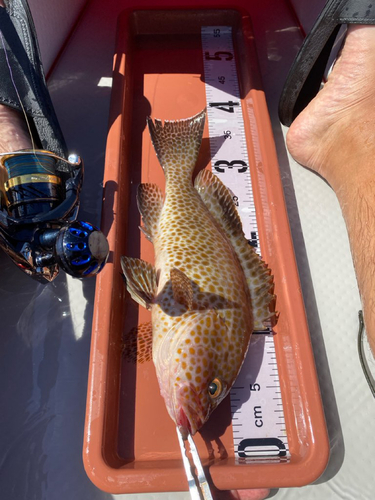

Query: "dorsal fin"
(195, 168), (243, 236)
(147, 109), (206, 177)
(137, 183), (164, 242)
(195, 169), (274, 329)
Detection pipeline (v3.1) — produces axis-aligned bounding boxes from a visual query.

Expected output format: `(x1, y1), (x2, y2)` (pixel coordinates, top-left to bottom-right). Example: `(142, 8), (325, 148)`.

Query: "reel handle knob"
(54, 221), (109, 278)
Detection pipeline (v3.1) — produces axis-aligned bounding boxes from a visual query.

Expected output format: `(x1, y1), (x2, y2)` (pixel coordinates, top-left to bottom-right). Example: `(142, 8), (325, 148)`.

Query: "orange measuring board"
(83, 6), (329, 494)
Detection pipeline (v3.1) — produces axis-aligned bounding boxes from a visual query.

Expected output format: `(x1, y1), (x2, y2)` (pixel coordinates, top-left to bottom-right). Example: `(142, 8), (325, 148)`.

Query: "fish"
(121, 109), (274, 438)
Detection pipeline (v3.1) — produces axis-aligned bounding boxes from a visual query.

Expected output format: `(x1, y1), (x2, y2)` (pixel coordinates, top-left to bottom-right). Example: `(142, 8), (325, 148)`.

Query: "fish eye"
(208, 378), (223, 399)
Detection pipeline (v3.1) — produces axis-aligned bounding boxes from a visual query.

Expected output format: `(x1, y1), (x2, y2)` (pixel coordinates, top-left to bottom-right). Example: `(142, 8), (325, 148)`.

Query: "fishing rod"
(0, 2), (109, 283)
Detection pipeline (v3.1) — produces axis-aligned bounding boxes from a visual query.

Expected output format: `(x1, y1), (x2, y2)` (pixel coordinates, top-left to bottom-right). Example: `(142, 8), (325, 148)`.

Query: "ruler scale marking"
(201, 26), (290, 461)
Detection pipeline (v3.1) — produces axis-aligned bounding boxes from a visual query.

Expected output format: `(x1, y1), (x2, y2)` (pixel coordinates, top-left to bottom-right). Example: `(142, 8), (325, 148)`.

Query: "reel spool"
(2, 150), (63, 218)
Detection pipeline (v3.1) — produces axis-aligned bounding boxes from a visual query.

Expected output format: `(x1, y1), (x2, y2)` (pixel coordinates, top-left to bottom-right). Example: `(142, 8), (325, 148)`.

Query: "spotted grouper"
(121, 109), (274, 438)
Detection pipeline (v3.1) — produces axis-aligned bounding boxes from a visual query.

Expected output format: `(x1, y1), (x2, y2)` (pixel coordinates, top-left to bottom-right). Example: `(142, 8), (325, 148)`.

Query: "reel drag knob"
(54, 221), (109, 278)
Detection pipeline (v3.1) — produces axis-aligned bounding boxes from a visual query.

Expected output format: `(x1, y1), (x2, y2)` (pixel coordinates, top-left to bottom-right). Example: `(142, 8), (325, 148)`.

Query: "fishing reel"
(0, 149), (109, 283)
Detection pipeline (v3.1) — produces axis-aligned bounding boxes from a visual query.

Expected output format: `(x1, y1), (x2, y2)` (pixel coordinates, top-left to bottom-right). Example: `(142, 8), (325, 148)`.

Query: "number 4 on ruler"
(209, 101), (239, 113)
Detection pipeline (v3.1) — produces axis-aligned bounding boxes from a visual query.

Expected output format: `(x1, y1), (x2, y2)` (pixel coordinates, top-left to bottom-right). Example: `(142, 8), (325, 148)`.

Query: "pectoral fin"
(170, 268), (194, 310)
(121, 256), (157, 310)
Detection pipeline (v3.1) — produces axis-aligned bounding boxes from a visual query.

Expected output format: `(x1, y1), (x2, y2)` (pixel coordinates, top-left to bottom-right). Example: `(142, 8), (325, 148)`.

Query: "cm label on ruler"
(201, 26), (290, 460)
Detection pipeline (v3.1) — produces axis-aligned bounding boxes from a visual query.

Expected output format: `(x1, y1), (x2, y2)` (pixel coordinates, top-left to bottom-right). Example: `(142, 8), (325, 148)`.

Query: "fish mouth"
(176, 405), (204, 439)
(176, 407), (192, 439)
(175, 387), (206, 438)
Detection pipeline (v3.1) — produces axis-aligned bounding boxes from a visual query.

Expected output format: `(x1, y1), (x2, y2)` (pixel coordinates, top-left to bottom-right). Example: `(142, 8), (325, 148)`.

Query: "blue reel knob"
(55, 221), (109, 278)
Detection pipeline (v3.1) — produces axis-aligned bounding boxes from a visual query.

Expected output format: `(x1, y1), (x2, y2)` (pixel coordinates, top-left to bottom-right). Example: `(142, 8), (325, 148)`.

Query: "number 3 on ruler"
(214, 160), (248, 173)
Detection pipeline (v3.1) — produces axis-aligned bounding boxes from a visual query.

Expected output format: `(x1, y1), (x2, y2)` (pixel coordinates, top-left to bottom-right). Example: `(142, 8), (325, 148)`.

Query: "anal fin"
(195, 169), (274, 329)
(137, 183), (164, 242)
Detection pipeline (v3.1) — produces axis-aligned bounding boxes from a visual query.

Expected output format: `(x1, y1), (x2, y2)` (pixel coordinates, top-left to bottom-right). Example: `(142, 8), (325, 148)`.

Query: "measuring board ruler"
(201, 26), (289, 460)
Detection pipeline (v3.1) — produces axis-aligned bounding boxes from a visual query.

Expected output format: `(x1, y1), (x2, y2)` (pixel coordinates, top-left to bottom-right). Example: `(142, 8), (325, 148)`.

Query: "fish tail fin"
(147, 109), (206, 177)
